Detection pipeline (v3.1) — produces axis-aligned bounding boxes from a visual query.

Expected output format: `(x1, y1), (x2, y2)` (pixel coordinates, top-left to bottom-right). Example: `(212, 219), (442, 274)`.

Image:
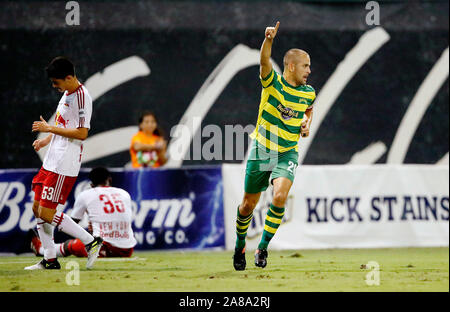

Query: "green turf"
(0, 247), (448, 292)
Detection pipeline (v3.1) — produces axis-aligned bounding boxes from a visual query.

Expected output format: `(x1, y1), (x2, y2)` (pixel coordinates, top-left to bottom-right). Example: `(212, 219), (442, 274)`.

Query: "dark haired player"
(26, 57), (103, 270)
(30, 167), (136, 258)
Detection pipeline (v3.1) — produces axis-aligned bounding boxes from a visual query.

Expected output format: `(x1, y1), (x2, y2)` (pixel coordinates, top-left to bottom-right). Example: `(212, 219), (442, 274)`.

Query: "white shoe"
(24, 261), (44, 270)
(24, 258), (61, 270)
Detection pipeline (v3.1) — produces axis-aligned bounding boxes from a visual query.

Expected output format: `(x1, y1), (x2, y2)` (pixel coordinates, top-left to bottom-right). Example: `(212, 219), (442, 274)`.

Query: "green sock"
(258, 204), (285, 250)
(235, 206), (253, 249)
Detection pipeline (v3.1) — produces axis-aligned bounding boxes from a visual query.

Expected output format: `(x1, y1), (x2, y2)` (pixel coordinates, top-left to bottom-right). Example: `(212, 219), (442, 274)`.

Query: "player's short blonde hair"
(283, 49), (309, 67)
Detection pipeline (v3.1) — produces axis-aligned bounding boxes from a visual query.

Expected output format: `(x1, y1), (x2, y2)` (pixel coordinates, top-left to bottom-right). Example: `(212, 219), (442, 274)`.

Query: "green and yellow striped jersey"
(250, 69), (316, 153)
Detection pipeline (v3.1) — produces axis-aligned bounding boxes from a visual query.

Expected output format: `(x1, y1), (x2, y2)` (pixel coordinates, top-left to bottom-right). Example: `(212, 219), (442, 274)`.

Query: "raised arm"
(260, 21), (280, 79)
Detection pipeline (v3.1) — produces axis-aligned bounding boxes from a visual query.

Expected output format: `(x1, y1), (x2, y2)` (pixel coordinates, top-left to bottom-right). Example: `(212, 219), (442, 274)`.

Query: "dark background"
(0, 0), (448, 168)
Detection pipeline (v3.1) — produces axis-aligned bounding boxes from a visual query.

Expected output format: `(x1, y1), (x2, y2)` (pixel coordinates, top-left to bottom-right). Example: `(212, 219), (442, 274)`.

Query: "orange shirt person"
(130, 111), (167, 168)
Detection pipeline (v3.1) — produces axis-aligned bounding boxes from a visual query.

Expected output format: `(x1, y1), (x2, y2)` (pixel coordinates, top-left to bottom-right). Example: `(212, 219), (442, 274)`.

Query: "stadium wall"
(223, 164), (449, 250)
(0, 167), (225, 254)
(0, 1), (448, 168)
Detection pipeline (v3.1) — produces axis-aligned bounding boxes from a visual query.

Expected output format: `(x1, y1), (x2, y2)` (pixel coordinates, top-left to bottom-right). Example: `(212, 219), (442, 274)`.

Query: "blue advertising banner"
(0, 167), (225, 254)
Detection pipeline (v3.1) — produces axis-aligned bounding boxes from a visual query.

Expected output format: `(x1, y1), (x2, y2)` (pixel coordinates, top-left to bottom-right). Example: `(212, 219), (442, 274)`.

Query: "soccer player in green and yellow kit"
(233, 21), (316, 270)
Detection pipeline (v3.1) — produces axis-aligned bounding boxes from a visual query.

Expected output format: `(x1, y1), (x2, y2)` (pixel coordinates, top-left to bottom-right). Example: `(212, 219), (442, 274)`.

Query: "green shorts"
(244, 141), (299, 194)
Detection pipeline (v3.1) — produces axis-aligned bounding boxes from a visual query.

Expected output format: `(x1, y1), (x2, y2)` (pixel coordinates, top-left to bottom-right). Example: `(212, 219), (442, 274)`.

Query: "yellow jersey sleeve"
(260, 69), (277, 88)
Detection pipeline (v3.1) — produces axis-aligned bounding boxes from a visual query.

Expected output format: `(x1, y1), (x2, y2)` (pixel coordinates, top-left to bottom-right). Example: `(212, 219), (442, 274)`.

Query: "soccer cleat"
(28, 228), (43, 257)
(254, 248), (268, 268)
(85, 236), (103, 269)
(24, 258), (61, 270)
(233, 247), (246, 271)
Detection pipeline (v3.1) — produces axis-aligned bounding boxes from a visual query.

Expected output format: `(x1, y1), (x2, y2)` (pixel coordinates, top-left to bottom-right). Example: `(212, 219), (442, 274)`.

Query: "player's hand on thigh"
(301, 115), (310, 137)
(301, 126), (310, 137)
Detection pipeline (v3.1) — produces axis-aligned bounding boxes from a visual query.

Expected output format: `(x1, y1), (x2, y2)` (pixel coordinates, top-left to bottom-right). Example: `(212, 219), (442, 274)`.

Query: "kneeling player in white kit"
(30, 167), (137, 258)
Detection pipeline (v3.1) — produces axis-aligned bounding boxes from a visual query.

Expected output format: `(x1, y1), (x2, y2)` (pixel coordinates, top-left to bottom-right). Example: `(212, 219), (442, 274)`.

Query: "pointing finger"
(274, 21), (280, 31)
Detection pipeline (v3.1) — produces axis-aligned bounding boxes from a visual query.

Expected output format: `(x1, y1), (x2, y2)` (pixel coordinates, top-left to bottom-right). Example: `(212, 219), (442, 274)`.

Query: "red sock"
(65, 239), (88, 257)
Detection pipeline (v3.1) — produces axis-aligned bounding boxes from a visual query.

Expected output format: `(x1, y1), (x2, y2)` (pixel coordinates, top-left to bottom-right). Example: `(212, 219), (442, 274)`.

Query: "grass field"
(0, 247), (448, 292)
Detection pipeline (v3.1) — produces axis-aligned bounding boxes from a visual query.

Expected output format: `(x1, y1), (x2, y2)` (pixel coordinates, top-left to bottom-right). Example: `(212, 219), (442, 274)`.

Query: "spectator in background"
(130, 111), (167, 168)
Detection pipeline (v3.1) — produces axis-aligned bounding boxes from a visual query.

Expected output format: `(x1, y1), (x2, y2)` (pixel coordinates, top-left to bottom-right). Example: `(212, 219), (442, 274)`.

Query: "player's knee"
(241, 198), (258, 214)
(39, 214), (53, 224)
(272, 190), (288, 206)
(240, 201), (254, 215)
(37, 206), (55, 224)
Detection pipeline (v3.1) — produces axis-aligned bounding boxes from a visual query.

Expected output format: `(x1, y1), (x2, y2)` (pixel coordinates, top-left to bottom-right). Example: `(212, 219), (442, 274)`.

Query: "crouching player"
(30, 167), (137, 258)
